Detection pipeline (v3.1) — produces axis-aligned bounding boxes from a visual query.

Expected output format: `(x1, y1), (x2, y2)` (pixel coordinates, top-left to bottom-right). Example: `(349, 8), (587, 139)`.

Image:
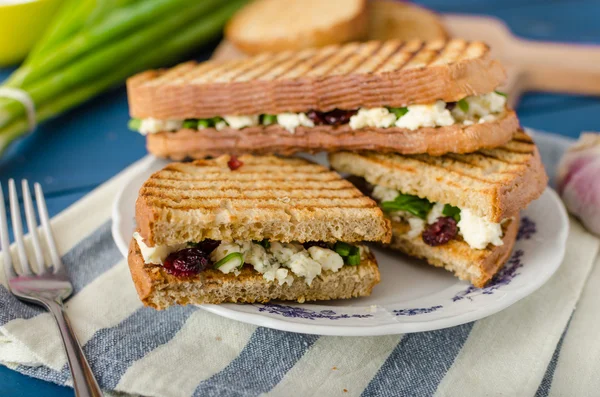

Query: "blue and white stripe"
(0, 147), (599, 397)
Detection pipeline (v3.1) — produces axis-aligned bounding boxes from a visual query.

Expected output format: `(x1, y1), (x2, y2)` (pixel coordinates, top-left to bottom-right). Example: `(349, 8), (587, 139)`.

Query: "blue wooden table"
(0, 1), (599, 395)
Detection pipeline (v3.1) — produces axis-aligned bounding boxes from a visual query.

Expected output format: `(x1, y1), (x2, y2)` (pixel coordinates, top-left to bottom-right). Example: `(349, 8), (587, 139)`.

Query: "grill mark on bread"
(328, 132), (548, 223)
(330, 41), (384, 76)
(369, 154), (505, 188)
(129, 39), (501, 119)
(369, 41), (406, 74)
(304, 42), (362, 77)
(259, 49), (317, 81)
(234, 51), (298, 82)
(280, 46), (339, 79)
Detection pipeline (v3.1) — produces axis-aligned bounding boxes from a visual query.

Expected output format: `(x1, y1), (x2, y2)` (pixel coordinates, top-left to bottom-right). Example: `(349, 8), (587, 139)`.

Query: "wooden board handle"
(510, 41), (600, 95)
(444, 14), (600, 100)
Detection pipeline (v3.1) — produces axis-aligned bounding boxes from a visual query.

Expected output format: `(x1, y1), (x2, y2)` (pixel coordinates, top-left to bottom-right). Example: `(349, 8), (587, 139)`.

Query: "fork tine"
(22, 180), (46, 274)
(0, 184), (16, 280)
(9, 179), (32, 275)
(34, 183), (63, 273)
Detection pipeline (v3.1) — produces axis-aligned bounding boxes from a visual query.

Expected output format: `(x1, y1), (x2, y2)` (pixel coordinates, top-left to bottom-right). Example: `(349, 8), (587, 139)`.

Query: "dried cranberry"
(227, 156), (243, 170)
(163, 248), (209, 277)
(306, 110), (326, 125)
(323, 109), (357, 125)
(422, 217), (458, 246)
(306, 109), (357, 126)
(303, 241), (330, 250)
(194, 239), (220, 254)
(345, 175), (374, 197)
(445, 102), (457, 111)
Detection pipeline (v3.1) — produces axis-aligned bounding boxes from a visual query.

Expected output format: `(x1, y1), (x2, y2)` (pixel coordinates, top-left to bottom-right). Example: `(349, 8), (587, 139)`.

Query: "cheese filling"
(132, 92), (507, 135)
(371, 185), (505, 250)
(133, 234), (368, 286)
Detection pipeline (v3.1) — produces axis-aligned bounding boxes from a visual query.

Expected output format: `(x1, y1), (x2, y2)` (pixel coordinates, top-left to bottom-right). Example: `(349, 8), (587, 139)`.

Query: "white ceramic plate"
(112, 143), (569, 336)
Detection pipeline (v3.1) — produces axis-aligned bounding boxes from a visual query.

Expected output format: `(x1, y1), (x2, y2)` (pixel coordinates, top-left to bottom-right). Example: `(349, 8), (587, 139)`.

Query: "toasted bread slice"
(388, 217), (519, 288)
(368, 1), (448, 42)
(329, 131), (548, 223)
(128, 238), (381, 309)
(145, 109), (518, 159)
(225, 0), (368, 55)
(127, 39), (506, 119)
(136, 154), (391, 247)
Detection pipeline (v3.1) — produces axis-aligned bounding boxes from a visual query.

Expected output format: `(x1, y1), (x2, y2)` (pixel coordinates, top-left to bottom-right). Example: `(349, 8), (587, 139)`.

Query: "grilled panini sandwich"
(329, 131), (548, 287)
(127, 39), (518, 159)
(128, 155), (391, 309)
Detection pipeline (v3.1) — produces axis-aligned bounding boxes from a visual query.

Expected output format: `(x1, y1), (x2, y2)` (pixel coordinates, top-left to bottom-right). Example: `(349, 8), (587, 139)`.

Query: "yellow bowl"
(0, 0), (63, 66)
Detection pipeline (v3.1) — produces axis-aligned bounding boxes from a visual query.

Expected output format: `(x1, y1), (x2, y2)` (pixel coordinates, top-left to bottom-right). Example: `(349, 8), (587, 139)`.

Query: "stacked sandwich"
(127, 39), (548, 308)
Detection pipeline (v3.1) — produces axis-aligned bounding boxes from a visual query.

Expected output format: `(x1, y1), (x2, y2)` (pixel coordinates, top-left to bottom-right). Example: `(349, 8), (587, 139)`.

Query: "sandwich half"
(128, 155), (391, 309)
(127, 39), (518, 159)
(329, 131), (548, 287)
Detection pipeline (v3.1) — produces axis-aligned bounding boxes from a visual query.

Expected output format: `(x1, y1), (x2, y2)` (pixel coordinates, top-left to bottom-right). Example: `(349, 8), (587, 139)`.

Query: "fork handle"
(46, 301), (103, 397)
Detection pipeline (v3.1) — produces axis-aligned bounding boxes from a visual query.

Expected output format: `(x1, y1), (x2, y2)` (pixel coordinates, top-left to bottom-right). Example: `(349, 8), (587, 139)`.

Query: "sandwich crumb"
(332, 366), (337, 370)
(215, 336), (222, 341)
(343, 389), (348, 393)
(227, 155), (244, 170)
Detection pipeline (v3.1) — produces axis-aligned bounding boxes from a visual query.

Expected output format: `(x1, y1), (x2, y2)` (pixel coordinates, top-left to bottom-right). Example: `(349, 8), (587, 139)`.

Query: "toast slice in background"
(128, 238), (381, 309)
(136, 154), (391, 247)
(368, 0), (448, 42)
(127, 39), (506, 119)
(329, 131), (547, 223)
(225, 0), (368, 55)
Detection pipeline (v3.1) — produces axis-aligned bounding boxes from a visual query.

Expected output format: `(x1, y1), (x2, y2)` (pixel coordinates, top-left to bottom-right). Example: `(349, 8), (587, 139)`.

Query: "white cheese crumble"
(451, 92), (506, 121)
(138, 118), (183, 135)
(395, 100), (454, 131)
(427, 203), (446, 224)
(371, 184), (504, 250)
(276, 112), (314, 133)
(133, 92), (506, 134)
(133, 232), (185, 265)
(457, 208), (504, 249)
(136, 236), (354, 286)
(372, 185), (400, 203)
(223, 115), (259, 129)
(349, 108), (396, 129)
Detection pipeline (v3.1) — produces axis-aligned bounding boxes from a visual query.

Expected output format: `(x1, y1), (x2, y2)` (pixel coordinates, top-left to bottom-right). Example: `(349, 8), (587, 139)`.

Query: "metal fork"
(1, 180), (102, 397)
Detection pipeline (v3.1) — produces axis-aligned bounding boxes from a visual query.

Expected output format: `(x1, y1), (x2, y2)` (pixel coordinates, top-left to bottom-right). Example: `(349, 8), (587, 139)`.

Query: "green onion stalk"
(0, 0), (247, 155)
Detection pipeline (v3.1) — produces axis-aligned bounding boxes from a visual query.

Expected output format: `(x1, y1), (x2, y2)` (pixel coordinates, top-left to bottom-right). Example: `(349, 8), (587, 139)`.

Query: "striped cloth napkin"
(1, 132), (599, 397)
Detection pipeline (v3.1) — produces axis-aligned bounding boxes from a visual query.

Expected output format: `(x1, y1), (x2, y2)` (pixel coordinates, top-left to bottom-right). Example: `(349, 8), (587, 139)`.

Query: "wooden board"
(211, 14), (600, 108)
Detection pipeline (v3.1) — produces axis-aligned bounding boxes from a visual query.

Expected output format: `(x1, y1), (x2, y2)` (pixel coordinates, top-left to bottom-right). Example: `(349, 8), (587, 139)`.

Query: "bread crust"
(145, 110), (518, 159)
(128, 238), (381, 309)
(127, 40), (506, 119)
(329, 131), (548, 223)
(226, 0), (368, 55)
(387, 217), (519, 287)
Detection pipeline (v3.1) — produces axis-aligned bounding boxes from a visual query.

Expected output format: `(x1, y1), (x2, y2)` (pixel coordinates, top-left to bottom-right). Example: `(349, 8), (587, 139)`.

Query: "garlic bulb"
(556, 133), (600, 236)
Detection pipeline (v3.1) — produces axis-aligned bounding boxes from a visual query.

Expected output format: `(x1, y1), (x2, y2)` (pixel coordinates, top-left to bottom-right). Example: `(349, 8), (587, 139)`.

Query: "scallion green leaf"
(254, 239), (270, 249)
(495, 90), (508, 97)
(261, 114), (277, 125)
(213, 252), (244, 270)
(458, 98), (469, 113)
(334, 242), (353, 257)
(442, 204), (461, 222)
(128, 118), (141, 131)
(380, 193), (434, 220)
(183, 119), (198, 129)
(389, 107), (408, 118)
(197, 119), (211, 129)
(345, 253), (361, 266)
